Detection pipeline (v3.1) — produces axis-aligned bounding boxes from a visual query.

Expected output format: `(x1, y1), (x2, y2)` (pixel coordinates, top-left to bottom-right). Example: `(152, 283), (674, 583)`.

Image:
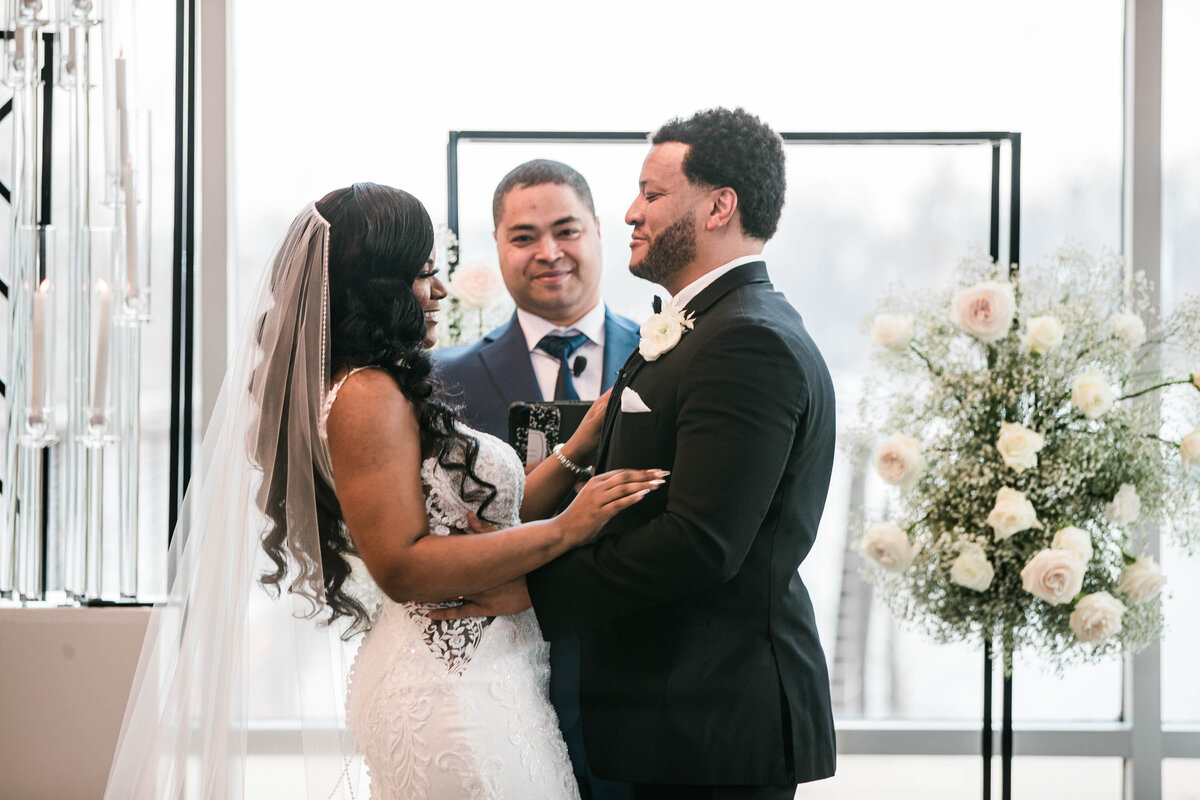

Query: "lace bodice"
(321, 367), (525, 531)
(323, 367), (527, 619)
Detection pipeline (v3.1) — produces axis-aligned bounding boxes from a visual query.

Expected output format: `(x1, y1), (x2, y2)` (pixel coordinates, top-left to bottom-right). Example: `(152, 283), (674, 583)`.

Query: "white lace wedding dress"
(325, 369), (579, 800)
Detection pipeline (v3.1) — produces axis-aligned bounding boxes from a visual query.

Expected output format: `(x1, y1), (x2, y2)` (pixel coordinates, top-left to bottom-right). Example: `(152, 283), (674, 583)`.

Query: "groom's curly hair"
(256, 183), (499, 637)
(651, 107), (786, 242)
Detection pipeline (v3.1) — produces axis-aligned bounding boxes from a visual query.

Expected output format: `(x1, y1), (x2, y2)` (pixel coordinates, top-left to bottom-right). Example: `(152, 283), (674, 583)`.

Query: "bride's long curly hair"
(256, 183), (498, 636)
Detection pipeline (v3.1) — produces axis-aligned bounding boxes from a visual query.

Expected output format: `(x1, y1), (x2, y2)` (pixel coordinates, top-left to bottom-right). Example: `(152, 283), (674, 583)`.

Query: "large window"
(225, 0), (1194, 795)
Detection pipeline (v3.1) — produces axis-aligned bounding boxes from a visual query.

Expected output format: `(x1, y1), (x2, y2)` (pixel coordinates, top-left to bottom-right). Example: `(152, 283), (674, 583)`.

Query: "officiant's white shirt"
(517, 302), (606, 401)
(668, 254), (764, 310)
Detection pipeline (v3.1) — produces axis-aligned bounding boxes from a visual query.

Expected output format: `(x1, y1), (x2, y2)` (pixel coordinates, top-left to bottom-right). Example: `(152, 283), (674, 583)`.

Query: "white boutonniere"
(639, 305), (695, 361)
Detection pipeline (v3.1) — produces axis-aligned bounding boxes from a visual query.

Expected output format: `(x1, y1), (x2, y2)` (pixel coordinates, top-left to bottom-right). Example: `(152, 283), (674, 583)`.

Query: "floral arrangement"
(434, 227), (512, 347)
(857, 245), (1200, 668)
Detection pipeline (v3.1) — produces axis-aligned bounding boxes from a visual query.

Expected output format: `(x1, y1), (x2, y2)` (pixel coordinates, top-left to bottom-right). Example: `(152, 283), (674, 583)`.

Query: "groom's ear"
(705, 187), (738, 232)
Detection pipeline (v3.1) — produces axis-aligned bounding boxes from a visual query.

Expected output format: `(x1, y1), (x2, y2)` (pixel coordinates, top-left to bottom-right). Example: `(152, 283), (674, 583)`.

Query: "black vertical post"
(38, 31), (55, 595)
(1008, 133), (1021, 277)
(183, 0), (196, 505)
(1002, 132), (1020, 799)
(989, 143), (1001, 262)
(168, 0), (196, 542)
(168, 0), (186, 537)
(1002, 668), (1014, 800)
(983, 639), (993, 800)
(446, 131), (460, 242)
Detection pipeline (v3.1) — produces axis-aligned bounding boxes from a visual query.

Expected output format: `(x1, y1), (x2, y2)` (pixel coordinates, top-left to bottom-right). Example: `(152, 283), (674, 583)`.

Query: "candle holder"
(80, 407), (117, 447)
(20, 407), (58, 448)
(109, 113), (152, 324)
(19, 272), (58, 447)
(114, 311), (141, 598)
(2, 5), (45, 600)
(4, 0), (46, 87)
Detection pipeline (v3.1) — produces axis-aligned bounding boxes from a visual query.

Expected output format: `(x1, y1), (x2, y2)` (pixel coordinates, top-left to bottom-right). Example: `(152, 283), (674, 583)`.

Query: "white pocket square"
(620, 386), (652, 413)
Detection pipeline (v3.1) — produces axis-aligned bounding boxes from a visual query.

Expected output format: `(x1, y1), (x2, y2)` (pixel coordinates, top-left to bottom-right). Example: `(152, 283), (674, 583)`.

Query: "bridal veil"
(105, 204), (366, 798)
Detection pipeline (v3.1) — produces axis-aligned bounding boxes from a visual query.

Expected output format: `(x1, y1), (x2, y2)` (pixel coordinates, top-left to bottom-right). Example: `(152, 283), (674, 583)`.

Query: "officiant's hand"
(427, 577), (532, 620)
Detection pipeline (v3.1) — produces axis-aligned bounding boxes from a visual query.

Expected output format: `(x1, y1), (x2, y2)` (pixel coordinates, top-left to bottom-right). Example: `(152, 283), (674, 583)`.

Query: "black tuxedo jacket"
(527, 262), (837, 786)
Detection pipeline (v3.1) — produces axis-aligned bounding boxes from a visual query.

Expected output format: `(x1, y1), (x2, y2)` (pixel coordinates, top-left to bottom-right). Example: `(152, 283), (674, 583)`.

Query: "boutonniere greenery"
(639, 305), (695, 361)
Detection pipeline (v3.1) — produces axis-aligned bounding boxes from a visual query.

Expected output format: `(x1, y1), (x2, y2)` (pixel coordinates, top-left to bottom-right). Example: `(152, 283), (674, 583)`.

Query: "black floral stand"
(982, 639), (1014, 800)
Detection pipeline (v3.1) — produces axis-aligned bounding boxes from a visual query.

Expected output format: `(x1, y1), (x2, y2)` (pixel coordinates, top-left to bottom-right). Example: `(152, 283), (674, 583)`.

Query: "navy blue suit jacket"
(434, 308), (640, 440)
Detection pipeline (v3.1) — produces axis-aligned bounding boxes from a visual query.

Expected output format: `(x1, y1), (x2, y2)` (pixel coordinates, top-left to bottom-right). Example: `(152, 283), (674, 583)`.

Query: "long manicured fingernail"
(649, 479), (666, 486)
(636, 488), (652, 497)
(655, 470), (670, 476)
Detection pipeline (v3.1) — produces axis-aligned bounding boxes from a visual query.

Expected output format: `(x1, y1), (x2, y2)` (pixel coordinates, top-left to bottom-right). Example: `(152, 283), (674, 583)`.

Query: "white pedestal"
(0, 606), (150, 799)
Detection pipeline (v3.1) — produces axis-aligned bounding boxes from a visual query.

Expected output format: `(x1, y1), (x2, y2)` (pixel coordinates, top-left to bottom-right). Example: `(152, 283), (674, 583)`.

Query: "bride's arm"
(327, 370), (660, 603)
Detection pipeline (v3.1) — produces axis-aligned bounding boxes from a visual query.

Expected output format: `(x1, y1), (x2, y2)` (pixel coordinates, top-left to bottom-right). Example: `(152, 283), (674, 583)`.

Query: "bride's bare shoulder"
(327, 367), (418, 441)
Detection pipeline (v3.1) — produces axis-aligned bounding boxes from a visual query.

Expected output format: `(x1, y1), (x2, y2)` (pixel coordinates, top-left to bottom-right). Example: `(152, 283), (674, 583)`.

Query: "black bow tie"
(652, 295), (663, 314)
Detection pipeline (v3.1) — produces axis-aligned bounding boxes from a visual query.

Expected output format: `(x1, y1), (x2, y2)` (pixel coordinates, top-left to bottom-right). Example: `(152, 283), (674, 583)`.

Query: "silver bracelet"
(552, 443), (592, 477)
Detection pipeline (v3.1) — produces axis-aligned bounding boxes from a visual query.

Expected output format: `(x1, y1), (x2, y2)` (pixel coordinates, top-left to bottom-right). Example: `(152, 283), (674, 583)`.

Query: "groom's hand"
(426, 577), (532, 620)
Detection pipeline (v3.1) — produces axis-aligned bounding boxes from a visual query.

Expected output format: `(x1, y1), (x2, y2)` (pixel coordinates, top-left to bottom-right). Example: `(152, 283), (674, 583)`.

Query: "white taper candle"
(91, 279), (112, 420)
(30, 280), (49, 415)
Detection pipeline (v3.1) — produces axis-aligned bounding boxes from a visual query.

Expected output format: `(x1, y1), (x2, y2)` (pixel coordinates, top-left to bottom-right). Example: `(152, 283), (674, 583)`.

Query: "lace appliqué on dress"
(408, 430), (526, 675)
(406, 609), (493, 677)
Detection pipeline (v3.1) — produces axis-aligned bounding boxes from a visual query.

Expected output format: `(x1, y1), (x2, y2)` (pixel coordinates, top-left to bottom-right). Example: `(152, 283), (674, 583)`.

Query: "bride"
(105, 184), (662, 799)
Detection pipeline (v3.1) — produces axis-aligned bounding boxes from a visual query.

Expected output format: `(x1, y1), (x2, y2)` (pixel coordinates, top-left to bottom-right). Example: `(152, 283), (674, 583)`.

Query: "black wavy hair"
(257, 183), (498, 636)
(651, 107), (787, 241)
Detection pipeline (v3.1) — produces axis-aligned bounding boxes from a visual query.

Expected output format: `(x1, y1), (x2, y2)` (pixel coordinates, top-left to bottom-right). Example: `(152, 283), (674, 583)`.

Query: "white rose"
(1104, 483), (1141, 525)
(949, 542), (995, 592)
(995, 422), (1045, 473)
(638, 306), (694, 361)
(1020, 549), (1086, 605)
(1181, 430), (1200, 469)
(1022, 316), (1065, 355)
(871, 314), (914, 352)
(1117, 556), (1166, 603)
(1069, 591), (1126, 644)
(1051, 526), (1094, 564)
(447, 258), (508, 309)
(1071, 369), (1115, 419)
(1109, 313), (1146, 348)
(949, 281), (1016, 342)
(861, 522), (914, 572)
(874, 433), (925, 489)
(986, 487), (1044, 540)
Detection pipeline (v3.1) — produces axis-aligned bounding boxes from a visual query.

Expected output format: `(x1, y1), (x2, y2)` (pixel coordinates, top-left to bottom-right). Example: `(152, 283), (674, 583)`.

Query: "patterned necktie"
(536, 332), (589, 400)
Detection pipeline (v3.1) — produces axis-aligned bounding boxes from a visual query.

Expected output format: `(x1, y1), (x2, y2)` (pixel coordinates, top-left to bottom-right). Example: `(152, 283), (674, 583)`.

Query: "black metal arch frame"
(447, 129), (1020, 269)
(446, 128), (1021, 800)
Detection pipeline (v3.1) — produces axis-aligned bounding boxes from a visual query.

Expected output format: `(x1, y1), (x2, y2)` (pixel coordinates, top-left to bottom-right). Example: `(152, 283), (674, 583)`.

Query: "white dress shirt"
(668, 254), (764, 311)
(517, 302), (607, 401)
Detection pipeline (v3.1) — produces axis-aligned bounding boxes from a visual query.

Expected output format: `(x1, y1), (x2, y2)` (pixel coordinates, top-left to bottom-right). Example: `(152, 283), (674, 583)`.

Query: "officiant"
(435, 159), (639, 800)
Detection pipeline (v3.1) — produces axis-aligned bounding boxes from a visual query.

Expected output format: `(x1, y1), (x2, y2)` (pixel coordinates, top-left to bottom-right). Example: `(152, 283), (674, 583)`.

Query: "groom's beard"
(630, 215), (696, 286)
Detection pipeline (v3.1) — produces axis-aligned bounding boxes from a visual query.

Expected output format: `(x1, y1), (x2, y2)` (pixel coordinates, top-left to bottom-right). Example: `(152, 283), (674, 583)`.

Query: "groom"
(436, 108), (837, 798)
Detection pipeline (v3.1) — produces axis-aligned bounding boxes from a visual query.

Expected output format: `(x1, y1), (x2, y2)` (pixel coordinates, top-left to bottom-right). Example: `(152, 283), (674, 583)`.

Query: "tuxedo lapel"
(479, 313), (543, 404)
(596, 347), (644, 470)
